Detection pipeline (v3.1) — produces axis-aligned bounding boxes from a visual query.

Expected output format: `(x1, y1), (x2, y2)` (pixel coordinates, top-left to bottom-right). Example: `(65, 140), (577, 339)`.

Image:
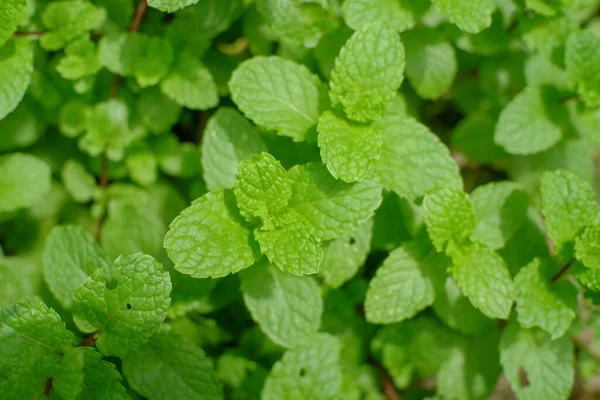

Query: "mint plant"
(2, 0), (600, 399)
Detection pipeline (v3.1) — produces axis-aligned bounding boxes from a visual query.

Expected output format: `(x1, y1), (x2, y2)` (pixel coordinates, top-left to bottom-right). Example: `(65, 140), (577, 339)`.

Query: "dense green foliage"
(2, 0), (600, 399)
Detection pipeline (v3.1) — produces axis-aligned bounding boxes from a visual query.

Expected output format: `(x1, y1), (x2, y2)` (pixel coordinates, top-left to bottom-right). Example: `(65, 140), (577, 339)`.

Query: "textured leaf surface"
(148, 0), (199, 12)
(202, 107), (267, 191)
(0, 39), (34, 121)
(575, 224), (600, 269)
(566, 31), (600, 108)
(229, 56), (324, 141)
(240, 261), (322, 348)
(72, 254), (171, 358)
(500, 321), (574, 400)
(317, 111), (381, 182)
(513, 258), (577, 339)
(262, 334), (342, 400)
(0, 0), (26, 48)
(0, 153), (51, 213)
(376, 115), (462, 200)
(330, 21), (405, 122)
(287, 163), (382, 241)
(123, 328), (223, 400)
(164, 190), (258, 278)
(43, 225), (111, 309)
(431, 0), (495, 33)
(342, 0), (428, 32)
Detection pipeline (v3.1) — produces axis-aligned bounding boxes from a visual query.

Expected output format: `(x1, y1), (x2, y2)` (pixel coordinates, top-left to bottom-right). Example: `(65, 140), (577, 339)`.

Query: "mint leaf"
(229, 56), (324, 141)
(513, 258), (577, 339)
(72, 253), (171, 358)
(202, 107), (267, 191)
(341, 0), (428, 32)
(61, 159), (97, 203)
(423, 186), (475, 253)
(148, 0), (199, 12)
(165, 190), (259, 278)
(0, 257), (40, 307)
(317, 111), (381, 182)
(262, 333), (342, 400)
(575, 224), (600, 269)
(500, 320), (574, 400)
(56, 37), (101, 81)
(376, 115), (462, 200)
(134, 35), (174, 88)
(541, 169), (598, 255)
(122, 327), (223, 400)
(330, 21), (405, 122)
(566, 30), (600, 108)
(40, 0), (105, 51)
(431, 0), (495, 34)
(240, 261), (322, 348)
(0, 153), (51, 213)
(287, 163), (382, 241)
(43, 225), (111, 309)
(365, 240), (440, 324)
(0, 0), (26, 47)
(0, 38), (34, 121)
(137, 87), (182, 134)
(452, 112), (508, 164)
(233, 152), (291, 228)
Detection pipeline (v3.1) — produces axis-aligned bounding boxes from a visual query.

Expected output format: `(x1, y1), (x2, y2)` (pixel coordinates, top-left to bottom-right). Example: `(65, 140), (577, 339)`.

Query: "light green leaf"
(123, 327), (223, 400)
(40, 0), (105, 51)
(125, 146), (158, 187)
(137, 87), (182, 134)
(566, 30), (600, 108)
(342, 0), (429, 32)
(431, 0), (495, 33)
(135, 36), (174, 88)
(575, 224), (600, 269)
(0, 38), (34, 121)
(452, 244), (514, 319)
(513, 258), (577, 339)
(494, 87), (563, 155)
(541, 169), (598, 255)
(165, 189), (259, 278)
(500, 320), (574, 400)
(317, 111), (381, 182)
(365, 240), (440, 324)
(234, 153), (291, 228)
(229, 56), (325, 141)
(56, 37), (101, 81)
(59, 100), (90, 138)
(330, 21), (405, 122)
(0, 153), (51, 213)
(0, 99), (43, 151)
(72, 253), (171, 358)
(160, 50), (218, 110)
(403, 28), (457, 100)
(43, 225), (110, 309)
(61, 160), (97, 203)
(0, 257), (41, 307)
(202, 107), (267, 191)
(0, 0), (26, 48)
(287, 163), (382, 241)
(148, 0), (199, 12)
(262, 333), (342, 400)
(240, 261), (323, 348)
(470, 181), (529, 250)
(376, 115), (462, 200)
(254, 209), (323, 275)
(423, 186), (475, 253)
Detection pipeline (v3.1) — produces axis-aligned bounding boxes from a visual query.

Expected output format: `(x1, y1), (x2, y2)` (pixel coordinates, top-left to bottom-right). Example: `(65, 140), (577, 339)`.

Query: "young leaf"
(164, 189), (259, 278)
(72, 253), (171, 358)
(148, 0), (199, 13)
(61, 159), (97, 203)
(56, 37), (101, 81)
(566, 30), (600, 108)
(330, 21), (405, 122)
(0, 153), (51, 213)
(240, 261), (323, 348)
(229, 56), (324, 141)
(0, 0), (26, 47)
(0, 38), (34, 121)
(431, 0), (495, 34)
(341, 0), (428, 32)
(575, 224), (600, 270)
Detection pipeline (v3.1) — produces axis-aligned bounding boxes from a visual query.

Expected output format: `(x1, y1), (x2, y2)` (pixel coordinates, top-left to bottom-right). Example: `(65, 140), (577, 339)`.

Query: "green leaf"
(254, 209), (323, 275)
(0, 257), (41, 307)
(566, 30), (600, 108)
(431, 0), (495, 34)
(575, 224), (600, 269)
(229, 56), (325, 141)
(365, 240), (441, 324)
(0, 297), (75, 398)
(59, 100), (90, 138)
(160, 50), (218, 110)
(56, 37), (101, 81)
(330, 21), (405, 122)
(122, 327), (223, 400)
(61, 159), (97, 203)
(233, 153), (291, 228)
(287, 163), (382, 241)
(321, 220), (372, 288)
(262, 333), (342, 400)
(494, 87), (563, 155)
(135, 36), (174, 88)
(541, 169), (598, 255)
(376, 115), (462, 200)
(470, 181), (529, 250)
(317, 111), (381, 182)
(403, 28), (457, 100)
(202, 107), (268, 191)
(40, 0), (105, 51)
(0, 153), (51, 213)
(452, 244), (514, 319)
(423, 186), (475, 253)
(500, 320), (574, 400)
(452, 112), (508, 164)
(148, 0), (199, 12)
(240, 261), (323, 348)
(137, 87), (182, 134)
(43, 225), (110, 309)
(0, 38), (34, 121)
(341, 0), (428, 32)
(0, 0), (26, 48)
(72, 253), (171, 358)
(165, 189), (259, 278)
(0, 99), (43, 151)
(513, 258), (577, 339)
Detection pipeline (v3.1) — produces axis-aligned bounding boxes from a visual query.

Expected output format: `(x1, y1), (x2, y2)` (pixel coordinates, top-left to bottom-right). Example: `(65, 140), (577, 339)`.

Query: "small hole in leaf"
(126, 303), (132, 310)
(299, 368), (306, 377)
(518, 367), (529, 388)
(349, 237), (356, 245)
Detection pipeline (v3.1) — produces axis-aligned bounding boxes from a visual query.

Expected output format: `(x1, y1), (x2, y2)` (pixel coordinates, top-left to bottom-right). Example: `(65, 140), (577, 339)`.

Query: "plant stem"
(13, 31), (45, 38)
(78, 334), (98, 347)
(551, 259), (574, 283)
(374, 363), (399, 400)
